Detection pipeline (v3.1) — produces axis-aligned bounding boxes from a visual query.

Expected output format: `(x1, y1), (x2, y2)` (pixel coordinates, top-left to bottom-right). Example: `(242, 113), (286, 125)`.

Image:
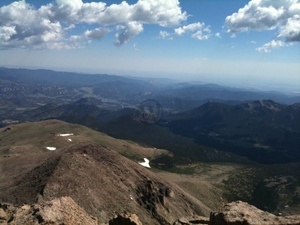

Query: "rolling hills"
(3, 97), (299, 164)
(1, 67), (300, 121)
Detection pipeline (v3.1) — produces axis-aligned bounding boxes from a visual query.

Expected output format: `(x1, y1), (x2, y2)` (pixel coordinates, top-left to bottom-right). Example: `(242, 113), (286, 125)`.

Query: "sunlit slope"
(0, 119), (169, 160)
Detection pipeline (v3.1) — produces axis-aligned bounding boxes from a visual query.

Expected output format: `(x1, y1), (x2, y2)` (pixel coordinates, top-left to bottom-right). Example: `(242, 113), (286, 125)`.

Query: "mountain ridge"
(164, 99), (300, 163)
(0, 136), (210, 224)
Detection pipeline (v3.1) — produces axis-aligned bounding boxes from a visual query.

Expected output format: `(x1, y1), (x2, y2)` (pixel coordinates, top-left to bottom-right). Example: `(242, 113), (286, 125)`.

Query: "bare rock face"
(209, 201), (300, 225)
(109, 213), (143, 225)
(174, 215), (209, 225)
(0, 196), (97, 225)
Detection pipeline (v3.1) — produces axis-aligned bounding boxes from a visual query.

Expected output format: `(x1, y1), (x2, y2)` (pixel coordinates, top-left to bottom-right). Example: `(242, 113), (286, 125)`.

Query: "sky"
(0, 0), (300, 92)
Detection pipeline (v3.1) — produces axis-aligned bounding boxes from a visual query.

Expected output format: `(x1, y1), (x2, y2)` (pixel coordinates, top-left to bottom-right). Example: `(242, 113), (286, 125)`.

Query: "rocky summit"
(209, 201), (300, 225)
(0, 196), (97, 225)
(2, 199), (300, 225)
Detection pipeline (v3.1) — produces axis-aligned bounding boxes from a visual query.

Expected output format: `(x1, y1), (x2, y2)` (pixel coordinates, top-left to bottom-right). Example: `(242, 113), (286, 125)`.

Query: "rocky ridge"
(0, 196), (97, 225)
(208, 201), (300, 225)
(1, 199), (300, 225)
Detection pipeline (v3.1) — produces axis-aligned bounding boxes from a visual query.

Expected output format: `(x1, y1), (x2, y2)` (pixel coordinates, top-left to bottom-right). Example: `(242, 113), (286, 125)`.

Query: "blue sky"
(0, 0), (299, 92)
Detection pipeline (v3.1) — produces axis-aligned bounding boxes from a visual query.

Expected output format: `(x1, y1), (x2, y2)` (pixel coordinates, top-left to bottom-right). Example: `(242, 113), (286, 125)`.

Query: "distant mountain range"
(1, 67), (299, 165)
(165, 100), (300, 164)
(1, 67), (299, 111)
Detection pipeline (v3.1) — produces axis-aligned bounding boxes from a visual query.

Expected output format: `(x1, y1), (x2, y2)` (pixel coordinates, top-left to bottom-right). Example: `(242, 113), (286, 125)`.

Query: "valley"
(1, 67), (299, 165)
(1, 67), (300, 224)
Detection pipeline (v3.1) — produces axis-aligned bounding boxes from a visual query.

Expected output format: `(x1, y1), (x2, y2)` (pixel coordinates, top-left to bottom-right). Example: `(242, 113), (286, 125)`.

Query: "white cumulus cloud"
(0, 0), (187, 49)
(174, 22), (211, 40)
(132, 0), (187, 27)
(85, 28), (110, 39)
(159, 30), (173, 40)
(115, 21), (143, 46)
(279, 14), (300, 41)
(0, 0), (75, 49)
(225, 0), (300, 52)
(256, 39), (285, 52)
(0, 26), (17, 41)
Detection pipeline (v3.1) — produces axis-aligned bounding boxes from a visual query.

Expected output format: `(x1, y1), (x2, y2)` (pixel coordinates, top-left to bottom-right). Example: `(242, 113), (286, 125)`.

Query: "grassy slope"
(0, 120), (232, 214)
(0, 119), (169, 160)
(156, 163), (243, 211)
(157, 161), (300, 216)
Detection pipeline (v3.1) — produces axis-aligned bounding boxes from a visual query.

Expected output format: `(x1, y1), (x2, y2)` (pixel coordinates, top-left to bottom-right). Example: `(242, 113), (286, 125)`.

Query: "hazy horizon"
(1, 0), (299, 93)
(2, 65), (300, 95)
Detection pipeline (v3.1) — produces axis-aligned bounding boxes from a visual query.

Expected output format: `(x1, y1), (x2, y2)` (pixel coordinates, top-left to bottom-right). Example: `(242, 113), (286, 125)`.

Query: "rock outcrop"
(0, 196), (97, 225)
(174, 215), (209, 225)
(209, 201), (300, 225)
(109, 213), (143, 225)
(1, 198), (300, 225)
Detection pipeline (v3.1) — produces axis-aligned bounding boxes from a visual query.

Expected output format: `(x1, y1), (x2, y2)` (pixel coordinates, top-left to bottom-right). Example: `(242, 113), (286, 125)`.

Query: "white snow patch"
(46, 147), (56, 151)
(59, 133), (74, 137)
(139, 158), (151, 168)
(68, 138), (72, 142)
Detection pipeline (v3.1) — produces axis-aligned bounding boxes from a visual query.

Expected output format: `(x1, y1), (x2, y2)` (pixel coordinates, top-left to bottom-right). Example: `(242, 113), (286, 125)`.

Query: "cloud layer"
(0, 0), (187, 49)
(1, 0), (298, 52)
(226, 0), (300, 52)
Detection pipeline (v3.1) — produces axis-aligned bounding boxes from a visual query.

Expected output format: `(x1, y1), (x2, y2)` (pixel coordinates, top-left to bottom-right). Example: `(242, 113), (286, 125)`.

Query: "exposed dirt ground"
(0, 120), (213, 224)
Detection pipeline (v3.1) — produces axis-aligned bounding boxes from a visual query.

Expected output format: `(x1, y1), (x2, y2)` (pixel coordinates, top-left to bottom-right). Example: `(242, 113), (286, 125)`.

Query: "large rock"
(109, 213), (143, 225)
(0, 196), (97, 225)
(174, 215), (209, 224)
(209, 201), (300, 225)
